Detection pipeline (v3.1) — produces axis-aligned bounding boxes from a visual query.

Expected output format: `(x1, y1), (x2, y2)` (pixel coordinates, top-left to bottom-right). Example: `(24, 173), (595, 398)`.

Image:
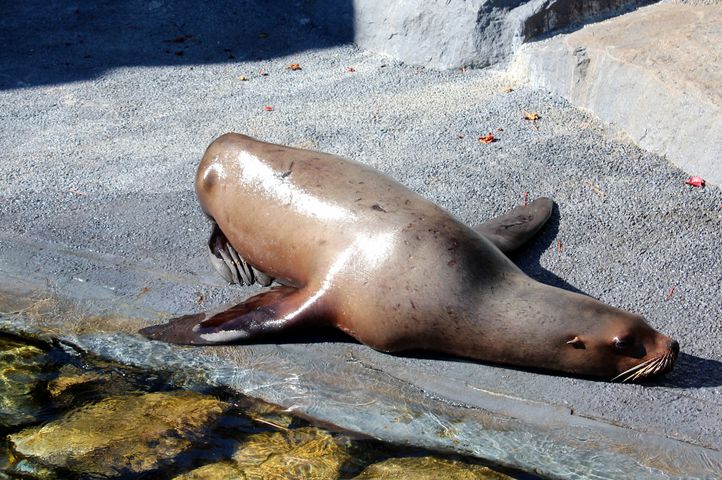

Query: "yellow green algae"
(353, 456), (512, 479)
(175, 427), (349, 480)
(231, 427), (349, 479)
(172, 461), (241, 479)
(0, 337), (47, 428)
(45, 365), (105, 399)
(9, 391), (228, 477)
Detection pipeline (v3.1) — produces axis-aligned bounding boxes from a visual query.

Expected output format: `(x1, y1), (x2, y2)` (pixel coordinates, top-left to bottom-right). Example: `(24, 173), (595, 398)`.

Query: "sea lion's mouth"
(611, 347), (678, 383)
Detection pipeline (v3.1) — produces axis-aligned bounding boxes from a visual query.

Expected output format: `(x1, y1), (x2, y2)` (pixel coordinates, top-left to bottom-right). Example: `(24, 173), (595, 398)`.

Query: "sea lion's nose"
(669, 340), (679, 355)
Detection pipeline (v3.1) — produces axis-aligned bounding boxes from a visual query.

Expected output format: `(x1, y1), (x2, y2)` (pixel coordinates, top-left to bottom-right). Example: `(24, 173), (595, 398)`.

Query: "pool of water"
(0, 334), (538, 479)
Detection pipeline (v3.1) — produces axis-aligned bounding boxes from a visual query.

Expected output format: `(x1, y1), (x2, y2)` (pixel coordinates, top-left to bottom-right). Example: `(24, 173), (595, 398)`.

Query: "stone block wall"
(304, 0), (654, 69)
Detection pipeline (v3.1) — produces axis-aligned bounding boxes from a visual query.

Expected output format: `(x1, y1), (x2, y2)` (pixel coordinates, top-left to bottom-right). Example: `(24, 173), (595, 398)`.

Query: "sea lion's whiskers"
(627, 357), (663, 382)
(611, 357), (657, 383)
(640, 356), (665, 379)
(625, 363), (651, 382)
(659, 351), (676, 375)
(649, 350), (676, 378)
(614, 350), (677, 383)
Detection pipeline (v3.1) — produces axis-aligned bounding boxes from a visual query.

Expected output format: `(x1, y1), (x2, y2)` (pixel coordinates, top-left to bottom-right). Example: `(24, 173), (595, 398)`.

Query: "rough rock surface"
(353, 456), (511, 479)
(0, 338), (47, 428)
(304, 0), (653, 69)
(174, 428), (349, 480)
(8, 391), (228, 477)
(511, 2), (722, 185)
(173, 462), (242, 480)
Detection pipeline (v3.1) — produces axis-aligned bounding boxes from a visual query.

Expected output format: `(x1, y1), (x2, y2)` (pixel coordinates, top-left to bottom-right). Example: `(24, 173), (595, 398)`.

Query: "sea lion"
(140, 133), (679, 382)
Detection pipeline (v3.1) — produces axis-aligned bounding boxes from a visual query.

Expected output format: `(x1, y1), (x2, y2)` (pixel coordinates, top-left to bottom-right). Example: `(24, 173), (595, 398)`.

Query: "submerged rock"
(232, 427), (349, 479)
(353, 456), (512, 480)
(0, 439), (12, 471)
(172, 461), (242, 479)
(46, 365), (105, 399)
(8, 391), (228, 477)
(47, 358), (173, 409)
(3, 438), (55, 480)
(7, 458), (57, 480)
(174, 427), (349, 480)
(244, 400), (294, 430)
(0, 336), (47, 428)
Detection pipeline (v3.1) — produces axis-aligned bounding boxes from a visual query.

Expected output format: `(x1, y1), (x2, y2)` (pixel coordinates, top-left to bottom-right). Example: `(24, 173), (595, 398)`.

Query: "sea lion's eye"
(613, 336), (633, 349)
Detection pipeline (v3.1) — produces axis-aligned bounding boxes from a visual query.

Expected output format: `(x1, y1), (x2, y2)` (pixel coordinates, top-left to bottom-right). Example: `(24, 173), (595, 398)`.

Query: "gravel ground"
(1, 1), (721, 478)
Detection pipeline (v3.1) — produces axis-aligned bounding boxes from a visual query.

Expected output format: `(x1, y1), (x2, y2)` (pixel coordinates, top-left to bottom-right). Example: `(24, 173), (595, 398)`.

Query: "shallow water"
(0, 334), (537, 479)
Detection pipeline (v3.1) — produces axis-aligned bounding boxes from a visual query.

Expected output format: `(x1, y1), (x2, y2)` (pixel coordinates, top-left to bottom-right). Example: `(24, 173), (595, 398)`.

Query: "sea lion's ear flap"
(474, 197), (554, 253)
(139, 286), (317, 345)
(566, 336), (585, 349)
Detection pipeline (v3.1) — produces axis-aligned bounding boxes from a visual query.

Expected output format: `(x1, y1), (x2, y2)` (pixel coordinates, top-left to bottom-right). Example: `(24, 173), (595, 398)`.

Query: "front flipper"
(208, 222), (274, 287)
(474, 197), (553, 253)
(139, 286), (319, 345)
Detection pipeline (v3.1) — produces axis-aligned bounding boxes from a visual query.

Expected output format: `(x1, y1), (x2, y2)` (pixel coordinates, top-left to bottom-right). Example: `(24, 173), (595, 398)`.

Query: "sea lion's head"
(558, 301), (679, 382)
(490, 280), (680, 382)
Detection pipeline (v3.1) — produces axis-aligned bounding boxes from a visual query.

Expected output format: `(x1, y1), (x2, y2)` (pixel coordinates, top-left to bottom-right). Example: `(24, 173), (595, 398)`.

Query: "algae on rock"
(0, 337), (47, 428)
(244, 400), (294, 430)
(233, 427), (349, 479)
(353, 456), (512, 479)
(172, 461), (244, 479)
(46, 365), (105, 399)
(8, 391), (228, 477)
(174, 427), (349, 480)
(44, 362), (151, 408)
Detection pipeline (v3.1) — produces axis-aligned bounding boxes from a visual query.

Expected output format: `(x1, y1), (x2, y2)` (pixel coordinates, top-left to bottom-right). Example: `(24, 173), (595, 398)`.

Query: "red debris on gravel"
(685, 176), (705, 188)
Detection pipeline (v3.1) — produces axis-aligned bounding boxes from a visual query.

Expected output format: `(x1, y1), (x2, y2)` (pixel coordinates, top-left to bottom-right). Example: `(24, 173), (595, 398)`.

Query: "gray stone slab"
(511, 2), (722, 185)
(304, 0), (653, 69)
(1, 1), (721, 478)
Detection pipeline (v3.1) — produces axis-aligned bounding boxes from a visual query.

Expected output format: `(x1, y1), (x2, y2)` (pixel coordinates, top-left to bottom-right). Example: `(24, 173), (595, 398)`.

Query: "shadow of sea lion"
(647, 353), (722, 389)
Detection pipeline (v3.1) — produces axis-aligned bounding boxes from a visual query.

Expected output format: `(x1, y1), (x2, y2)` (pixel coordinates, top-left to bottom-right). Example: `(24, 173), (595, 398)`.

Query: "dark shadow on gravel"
(0, 0), (353, 90)
(508, 203), (587, 295)
(647, 353), (722, 389)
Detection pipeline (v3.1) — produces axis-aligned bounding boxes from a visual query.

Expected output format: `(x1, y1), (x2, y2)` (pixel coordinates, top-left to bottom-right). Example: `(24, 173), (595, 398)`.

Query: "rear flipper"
(475, 197), (553, 253)
(139, 286), (318, 345)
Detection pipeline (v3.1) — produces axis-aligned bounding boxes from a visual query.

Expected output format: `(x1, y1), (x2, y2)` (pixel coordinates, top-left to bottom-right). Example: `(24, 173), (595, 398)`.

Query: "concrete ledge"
(510, 2), (722, 185)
